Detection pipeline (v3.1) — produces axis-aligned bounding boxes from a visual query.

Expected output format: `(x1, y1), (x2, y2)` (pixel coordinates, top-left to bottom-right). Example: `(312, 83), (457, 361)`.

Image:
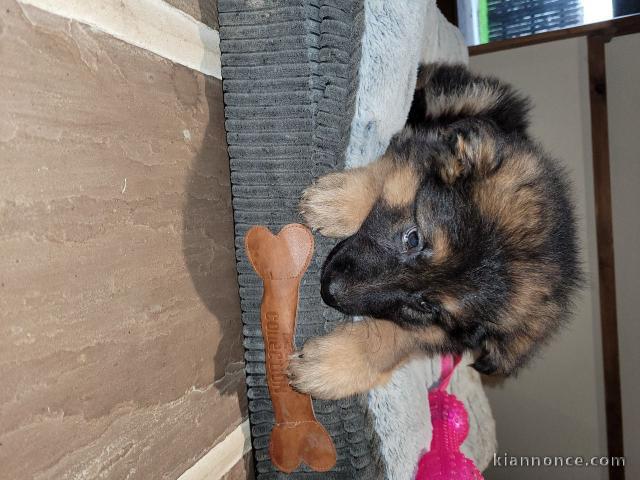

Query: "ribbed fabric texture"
(218, 1), (381, 477)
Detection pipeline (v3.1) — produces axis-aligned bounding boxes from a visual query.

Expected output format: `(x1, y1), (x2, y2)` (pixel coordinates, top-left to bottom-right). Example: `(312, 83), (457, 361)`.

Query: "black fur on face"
(320, 64), (582, 375)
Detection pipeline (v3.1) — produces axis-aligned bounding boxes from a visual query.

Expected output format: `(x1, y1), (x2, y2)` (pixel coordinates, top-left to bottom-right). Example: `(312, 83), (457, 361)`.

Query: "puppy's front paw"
(288, 337), (347, 400)
(300, 173), (356, 238)
(288, 332), (388, 400)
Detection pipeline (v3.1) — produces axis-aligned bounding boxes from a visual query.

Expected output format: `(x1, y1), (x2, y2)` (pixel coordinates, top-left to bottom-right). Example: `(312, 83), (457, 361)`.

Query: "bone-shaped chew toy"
(245, 224), (337, 473)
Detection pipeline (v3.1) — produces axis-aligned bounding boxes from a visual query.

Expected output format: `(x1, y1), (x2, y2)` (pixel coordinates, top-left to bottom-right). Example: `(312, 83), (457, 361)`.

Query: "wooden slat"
(587, 33), (625, 480)
(469, 14), (640, 55)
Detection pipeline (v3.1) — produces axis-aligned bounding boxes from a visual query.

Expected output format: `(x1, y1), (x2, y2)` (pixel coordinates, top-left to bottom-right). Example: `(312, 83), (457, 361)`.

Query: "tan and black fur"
(288, 64), (582, 400)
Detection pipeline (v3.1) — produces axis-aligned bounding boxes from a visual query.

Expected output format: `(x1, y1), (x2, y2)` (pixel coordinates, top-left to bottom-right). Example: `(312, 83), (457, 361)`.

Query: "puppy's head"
(320, 124), (581, 375)
(320, 151), (462, 326)
(321, 132), (501, 329)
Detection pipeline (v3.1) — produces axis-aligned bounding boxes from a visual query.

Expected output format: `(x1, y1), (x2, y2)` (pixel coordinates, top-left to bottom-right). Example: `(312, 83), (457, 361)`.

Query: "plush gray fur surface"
(346, 0), (468, 168)
(346, 1), (495, 479)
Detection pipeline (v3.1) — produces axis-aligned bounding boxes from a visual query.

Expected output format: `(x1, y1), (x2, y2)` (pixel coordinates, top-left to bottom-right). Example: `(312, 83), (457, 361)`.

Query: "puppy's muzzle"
(320, 237), (355, 311)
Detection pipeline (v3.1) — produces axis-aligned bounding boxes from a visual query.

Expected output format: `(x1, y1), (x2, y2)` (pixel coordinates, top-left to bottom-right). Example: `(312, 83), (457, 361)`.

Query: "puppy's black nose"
(321, 236), (356, 310)
(320, 273), (345, 308)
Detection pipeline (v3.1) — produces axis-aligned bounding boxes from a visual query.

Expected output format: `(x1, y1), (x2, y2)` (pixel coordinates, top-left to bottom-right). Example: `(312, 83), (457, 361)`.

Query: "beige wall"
(470, 38), (609, 479)
(0, 0), (249, 479)
(607, 33), (640, 477)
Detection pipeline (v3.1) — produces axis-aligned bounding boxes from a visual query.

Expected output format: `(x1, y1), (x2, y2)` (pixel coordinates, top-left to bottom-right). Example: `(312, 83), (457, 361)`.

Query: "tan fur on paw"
(299, 173), (364, 237)
(287, 322), (400, 400)
(300, 174), (348, 237)
(300, 159), (392, 238)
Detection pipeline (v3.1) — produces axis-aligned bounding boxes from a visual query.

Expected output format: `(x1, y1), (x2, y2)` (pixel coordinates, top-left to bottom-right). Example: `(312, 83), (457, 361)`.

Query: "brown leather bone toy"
(245, 224), (337, 473)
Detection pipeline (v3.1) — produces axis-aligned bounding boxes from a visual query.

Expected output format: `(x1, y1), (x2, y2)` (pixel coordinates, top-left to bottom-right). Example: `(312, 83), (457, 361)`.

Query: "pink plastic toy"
(416, 355), (483, 480)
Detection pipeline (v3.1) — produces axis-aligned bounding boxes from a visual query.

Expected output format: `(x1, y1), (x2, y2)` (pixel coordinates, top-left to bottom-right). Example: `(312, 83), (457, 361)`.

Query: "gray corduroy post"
(218, 1), (382, 477)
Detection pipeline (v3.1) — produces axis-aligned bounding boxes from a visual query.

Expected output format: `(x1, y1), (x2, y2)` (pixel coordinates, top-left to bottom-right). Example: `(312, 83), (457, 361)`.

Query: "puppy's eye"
(402, 227), (422, 252)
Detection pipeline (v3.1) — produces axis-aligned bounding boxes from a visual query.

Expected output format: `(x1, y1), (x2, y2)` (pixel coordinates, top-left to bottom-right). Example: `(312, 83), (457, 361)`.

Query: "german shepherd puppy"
(288, 64), (581, 400)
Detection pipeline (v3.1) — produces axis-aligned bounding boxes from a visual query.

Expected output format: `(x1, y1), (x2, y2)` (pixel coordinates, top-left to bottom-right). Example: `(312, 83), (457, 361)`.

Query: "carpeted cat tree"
(218, 1), (497, 478)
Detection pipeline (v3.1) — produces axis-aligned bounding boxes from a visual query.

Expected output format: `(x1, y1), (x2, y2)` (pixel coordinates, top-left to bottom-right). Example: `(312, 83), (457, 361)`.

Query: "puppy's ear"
(416, 63), (531, 134)
(439, 121), (502, 184)
(407, 64), (432, 128)
(408, 63), (450, 128)
(407, 87), (427, 128)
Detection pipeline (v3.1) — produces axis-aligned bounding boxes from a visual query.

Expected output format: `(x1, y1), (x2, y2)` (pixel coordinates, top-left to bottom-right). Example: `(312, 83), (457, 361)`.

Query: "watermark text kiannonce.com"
(493, 452), (625, 468)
